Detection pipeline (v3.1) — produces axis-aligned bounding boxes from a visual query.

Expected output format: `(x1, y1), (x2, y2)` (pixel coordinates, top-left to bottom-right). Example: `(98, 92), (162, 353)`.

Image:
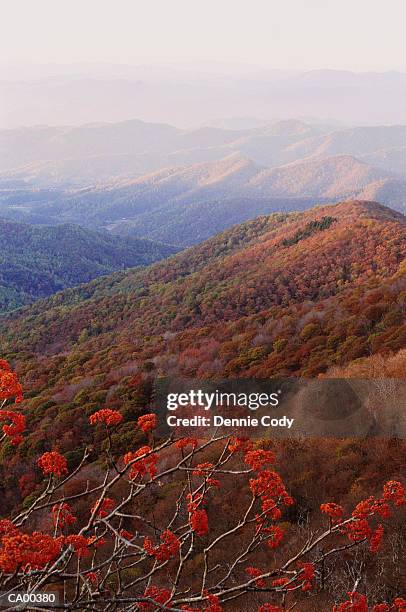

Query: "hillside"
(105, 154), (385, 245)
(113, 152), (386, 202)
(0, 119), (250, 183)
(361, 145), (406, 175)
(108, 196), (317, 246)
(305, 125), (406, 160)
(0, 119), (182, 171)
(0, 199), (405, 510)
(0, 218), (177, 312)
(250, 154), (389, 199)
(357, 177), (406, 211)
(0, 198), (404, 379)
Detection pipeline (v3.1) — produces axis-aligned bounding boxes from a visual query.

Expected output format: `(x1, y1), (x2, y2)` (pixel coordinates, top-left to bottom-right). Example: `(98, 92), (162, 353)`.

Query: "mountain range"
(2, 149), (405, 246)
(2, 118), (406, 248)
(4, 119), (406, 185)
(0, 119), (328, 185)
(1, 117), (406, 314)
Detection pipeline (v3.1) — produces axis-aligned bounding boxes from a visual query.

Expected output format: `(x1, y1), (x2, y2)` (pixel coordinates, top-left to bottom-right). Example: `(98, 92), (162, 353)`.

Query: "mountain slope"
(361, 145), (406, 175)
(1, 200), (404, 368)
(0, 219), (177, 312)
(2, 155), (319, 240)
(306, 125), (406, 160)
(3, 119), (406, 250)
(0, 119), (181, 171)
(357, 177), (406, 211)
(250, 155), (390, 199)
(0, 119), (252, 181)
(108, 196), (317, 246)
(0, 200), (405, 507)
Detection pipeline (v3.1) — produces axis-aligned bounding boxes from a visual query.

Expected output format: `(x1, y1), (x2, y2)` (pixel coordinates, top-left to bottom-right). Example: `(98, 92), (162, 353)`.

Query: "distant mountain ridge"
(3, 119), (406, 186)
(3, 68), (406, 128)
(3, 152), (397, 247)
(2, 118), (406, 247)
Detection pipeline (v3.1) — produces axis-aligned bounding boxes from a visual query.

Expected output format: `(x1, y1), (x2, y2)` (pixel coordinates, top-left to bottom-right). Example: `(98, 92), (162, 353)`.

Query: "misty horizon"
(3, 64), (406, 129)
(2, 0), (406, 128)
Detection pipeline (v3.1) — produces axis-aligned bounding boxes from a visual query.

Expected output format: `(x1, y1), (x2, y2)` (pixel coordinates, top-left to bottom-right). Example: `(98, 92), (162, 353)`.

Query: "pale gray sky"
(1, 0), (406, 72)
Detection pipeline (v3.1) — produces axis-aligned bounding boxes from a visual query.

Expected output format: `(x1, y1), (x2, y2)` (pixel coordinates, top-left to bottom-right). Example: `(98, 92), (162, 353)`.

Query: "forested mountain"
(1, 199), (404, 399)
(0, 198), (405, 515)
(361, 145), (406, 174)
(358, 176), (406, 211)
(0, 119), (327, 189)
(251, 155), (389, 198)
(107, 196), (317, 246)
(2, 61), (406, 612)
(0, 218), (177, 312)
(2, 199), (404, 366)
(0, 120), (182, 172)
(104, 154), (389, 245)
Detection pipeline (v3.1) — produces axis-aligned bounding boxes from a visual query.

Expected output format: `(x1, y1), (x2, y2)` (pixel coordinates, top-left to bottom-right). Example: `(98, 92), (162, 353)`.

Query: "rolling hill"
(361, 145), (406, 175)
(247, 154), (389, 199)
(0, 218), (177, 312)
(3, 118), (406, 250)
(111, 151), (385, 201)
(303, 125), (406, 160)
(104, 154), (392, 245)
(5, 153), (395, 246)
(5, 119), (406, 187)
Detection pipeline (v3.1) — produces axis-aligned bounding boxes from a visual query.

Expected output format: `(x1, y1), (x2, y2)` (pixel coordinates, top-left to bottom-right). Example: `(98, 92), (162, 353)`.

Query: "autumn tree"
(0, 363), (404, 610)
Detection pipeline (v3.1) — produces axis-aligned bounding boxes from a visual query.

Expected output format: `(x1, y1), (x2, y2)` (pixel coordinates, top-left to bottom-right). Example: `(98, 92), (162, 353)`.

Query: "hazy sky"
(1, 0), (406, 72)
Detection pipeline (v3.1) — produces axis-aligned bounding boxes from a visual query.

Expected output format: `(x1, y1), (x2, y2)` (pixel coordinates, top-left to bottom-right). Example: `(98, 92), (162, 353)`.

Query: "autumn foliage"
(0, 202), (405, 609)
(0, 365), (404, 610)
(0, 360), (25, 445)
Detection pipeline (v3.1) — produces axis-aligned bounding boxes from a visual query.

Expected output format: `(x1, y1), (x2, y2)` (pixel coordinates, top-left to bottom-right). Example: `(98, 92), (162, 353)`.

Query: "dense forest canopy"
(0, 218), (177, 312)
(0, 200), (404, 475)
